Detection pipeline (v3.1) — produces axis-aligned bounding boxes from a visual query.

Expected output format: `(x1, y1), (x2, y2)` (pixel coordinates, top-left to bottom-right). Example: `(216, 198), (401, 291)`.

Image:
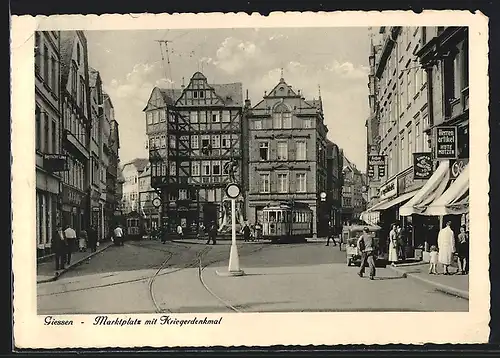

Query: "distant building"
(326, 140), (343, 235)
(341, 154), (366, 224)
(121, 158), (149, 214)
(145, 71), (245, 234)
(245, 75), (329, 238)
(138, 164), (161, 231)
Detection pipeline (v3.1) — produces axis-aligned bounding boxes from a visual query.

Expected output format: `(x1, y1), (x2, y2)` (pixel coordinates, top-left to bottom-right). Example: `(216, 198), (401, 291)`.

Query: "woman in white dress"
(438, 221), (456, 275)
(388, 224), (399, 265)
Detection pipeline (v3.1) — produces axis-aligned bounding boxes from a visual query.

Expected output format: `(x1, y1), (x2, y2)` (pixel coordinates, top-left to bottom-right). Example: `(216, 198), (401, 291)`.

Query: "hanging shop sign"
(413, 152), (433, 180)
(398, 169), (415, 195)
(43, 154), (68, 172)
(379, 178), (397, 200)
(368, 155), (385, 179)
(450, 158), (469, 179)
(435, 126), (458, 159)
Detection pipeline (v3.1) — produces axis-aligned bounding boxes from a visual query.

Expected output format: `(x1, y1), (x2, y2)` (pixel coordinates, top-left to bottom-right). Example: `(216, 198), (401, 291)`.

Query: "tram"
(261, 201), (313, 243)
(125, 211), (145, 241)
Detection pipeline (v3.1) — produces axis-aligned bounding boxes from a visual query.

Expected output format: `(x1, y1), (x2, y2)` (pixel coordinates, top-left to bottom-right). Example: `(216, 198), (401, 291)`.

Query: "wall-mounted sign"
(379, 178), (397, 200)
(367, 164), (375, 178)
(368, 155), (385, 179)
(368, 155), (385, 166)
(62, 186), (84, 207)
(435, 126), (458, 159)
(413, 152), (433, 180)
(378, 165), (386, 178)
(450, 158), (469, 179)
(43, 154), (68, 172)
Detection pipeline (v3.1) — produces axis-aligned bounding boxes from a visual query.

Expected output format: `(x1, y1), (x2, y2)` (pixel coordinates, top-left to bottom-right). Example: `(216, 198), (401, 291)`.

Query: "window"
(277, 173), (288, 193)
(272, 104), (291, 129)
(43, 45), (49, 81)
(200, 111), (207, 123)
(260, 173), (270, 193)
(199, 91), (204, 98)
(400, 134), (405, 170)
(51, 56), (57, 93)
(407, 67), (412, 102)
(169, 135), (176, 148)
(212, 161), (221, 175)
(222, 111), (231, 123)
(191, 135), (199, 149)
(76, 43), (81, 65)
(190, 111), (198, 123)
(259, 142), (269, 161)
(160, 110), (166, 122)
(160, 135), (166, 148)
(212, 111), (220, 123)
(421, 68), (427, 87)
(179, 189), (188, 200)
(71, 66), (77, 97)
(79, 79), (85, 109)
(169, 162), (176, 176)
(388, 149), (393, 177)
(149, 138), (155, 149)
(414, 67), (420, 95)
(272, 112), (282, 129)
(283, 112), (292, 128)
(153, 111), (159, 124)
(408, 129), (413, 166)
(201, 135), (210, 153)
(202, 161), (210, 176)
(35, 32), (41, 72)
(399, 76), (406, 114)
(193, 91), (198, 99)
(35, 106), (41, 151)
(155, 137), (160, 149)
(51, 119), (57, 154)
(303, 118), (312, 129)
(221, 135), (231, 148)
(415, 122), (421, 152)
(296, 173), (306, 192)
(211, 135), (220, 149)
(254, 119), (262, 130)
(296, 141), (306, 160)
(191, 162), (200, 176)
(277, 141), (288, 161)
(44, 113), (49, 153)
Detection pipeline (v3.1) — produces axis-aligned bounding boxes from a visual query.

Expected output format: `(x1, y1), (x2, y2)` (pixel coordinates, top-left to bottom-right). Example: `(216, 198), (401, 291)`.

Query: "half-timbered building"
(245, 75), (330, 238)
(145, 72), (244, 234)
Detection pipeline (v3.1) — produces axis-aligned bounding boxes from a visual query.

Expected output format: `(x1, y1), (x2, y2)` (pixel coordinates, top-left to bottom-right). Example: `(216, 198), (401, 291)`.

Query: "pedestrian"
(396, 224), (406, 261)
(388, 224), (398, 266)
(113, 224), (124, 246)
(241, 222), (251, 242)
(428, 245), (439, 275)
(206, 222), (217, 245)
(357, 227), (376, 280)
(254, 221), (262, 241)
(326, 221), (337, 246)
(456, 225), (469, 275)
(53, 224), (67, 271)
(63, 225), (77, 265)
(87, 225), (98, 253)
(197, 223), (206, 240)
(437, 221), (456, 275)
(177, 224), (184, 239)
(79, 229), (88, 252)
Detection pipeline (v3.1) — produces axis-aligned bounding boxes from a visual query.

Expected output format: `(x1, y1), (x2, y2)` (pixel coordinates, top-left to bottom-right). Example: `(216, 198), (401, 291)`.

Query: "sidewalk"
(389, 262), (469, 300)
(37, 242), (113, 284)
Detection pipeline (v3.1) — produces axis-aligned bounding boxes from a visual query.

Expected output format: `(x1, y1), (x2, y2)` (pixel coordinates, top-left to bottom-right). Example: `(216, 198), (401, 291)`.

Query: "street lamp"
(216, 182), (245, 277)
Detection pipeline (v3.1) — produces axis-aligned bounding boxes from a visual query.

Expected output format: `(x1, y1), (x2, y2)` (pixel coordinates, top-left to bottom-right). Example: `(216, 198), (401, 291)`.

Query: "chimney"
(244, 89), (251, 108)
(181, 76), (185, 89)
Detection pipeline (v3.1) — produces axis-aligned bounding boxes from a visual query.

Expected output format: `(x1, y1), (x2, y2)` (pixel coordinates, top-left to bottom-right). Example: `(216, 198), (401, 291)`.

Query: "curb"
(389, 265), (469, 300)
(36, 243), (113, 284)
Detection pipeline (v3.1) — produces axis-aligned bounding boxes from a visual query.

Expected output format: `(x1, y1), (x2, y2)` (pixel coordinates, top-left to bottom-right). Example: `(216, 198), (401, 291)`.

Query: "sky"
(86, 27), (371, 171)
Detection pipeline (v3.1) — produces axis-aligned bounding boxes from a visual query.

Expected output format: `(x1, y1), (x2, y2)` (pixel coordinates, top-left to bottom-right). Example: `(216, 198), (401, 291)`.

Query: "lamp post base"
(215, 269), (245, 277)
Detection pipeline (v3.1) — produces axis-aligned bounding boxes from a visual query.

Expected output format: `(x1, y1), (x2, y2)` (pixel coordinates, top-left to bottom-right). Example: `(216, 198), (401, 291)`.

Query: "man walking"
(87, 224), (98, 253)
(63, 224), (77, 266)
(357, 227), (376, 280)
(206, 222), (217, 245)
(53, 224), (67, 271)
(113, 224), (124, 246)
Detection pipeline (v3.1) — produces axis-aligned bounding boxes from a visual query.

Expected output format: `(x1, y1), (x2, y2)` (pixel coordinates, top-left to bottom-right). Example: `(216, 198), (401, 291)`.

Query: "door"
(203, 203), (218, 228)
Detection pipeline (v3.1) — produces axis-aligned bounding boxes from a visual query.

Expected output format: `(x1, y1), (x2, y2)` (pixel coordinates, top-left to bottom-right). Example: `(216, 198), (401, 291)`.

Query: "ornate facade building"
(145, 72), (245, 234)
(244, 75), (329, 238)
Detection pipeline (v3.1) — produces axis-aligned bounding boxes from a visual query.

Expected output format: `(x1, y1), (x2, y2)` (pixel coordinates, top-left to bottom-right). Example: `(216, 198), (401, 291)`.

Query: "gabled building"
(121, 158), (149, 214)
(59, 31), (92, 233)
(145, 72), (245, 234)
(245, 75), (329, 238)
(341, 154), (366, 224)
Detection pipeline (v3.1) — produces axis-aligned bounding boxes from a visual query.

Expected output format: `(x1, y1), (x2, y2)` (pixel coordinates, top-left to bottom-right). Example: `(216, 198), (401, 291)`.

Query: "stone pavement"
(389, 262), (469, 300)
(37, 242), (113, 284)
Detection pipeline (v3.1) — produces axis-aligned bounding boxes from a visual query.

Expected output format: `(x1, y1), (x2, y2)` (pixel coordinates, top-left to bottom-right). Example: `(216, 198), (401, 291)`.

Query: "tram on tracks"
(125, 211), (146, 241)
(261, 201), (313, 243)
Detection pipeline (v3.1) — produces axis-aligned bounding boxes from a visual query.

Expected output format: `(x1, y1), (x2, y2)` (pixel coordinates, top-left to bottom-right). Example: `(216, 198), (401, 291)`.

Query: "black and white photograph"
(11, 11), (490, 348)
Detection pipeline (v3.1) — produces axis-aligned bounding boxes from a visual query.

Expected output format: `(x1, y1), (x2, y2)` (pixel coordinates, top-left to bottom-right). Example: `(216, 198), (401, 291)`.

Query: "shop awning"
(424, 164), (469, 216)
(373, 189), (420, 211)
(399, 160), (451, 217)
(366, 198), (390, 212)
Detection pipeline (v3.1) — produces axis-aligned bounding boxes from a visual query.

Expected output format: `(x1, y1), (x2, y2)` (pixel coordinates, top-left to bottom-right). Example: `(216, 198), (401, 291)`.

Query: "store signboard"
(450, 158), (469, 179)
(43, 154), (68, 172)
(379, 178), (397, 200)
(413, 152), (433, 180)
(435, 126), (458, 159)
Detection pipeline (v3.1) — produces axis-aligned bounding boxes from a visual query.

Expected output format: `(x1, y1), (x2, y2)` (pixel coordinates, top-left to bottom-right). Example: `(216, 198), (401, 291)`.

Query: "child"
(429, 245), (438, 274)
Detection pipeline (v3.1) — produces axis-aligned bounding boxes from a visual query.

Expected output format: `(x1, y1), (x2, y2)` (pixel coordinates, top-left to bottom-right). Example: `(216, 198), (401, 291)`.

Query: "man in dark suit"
(87, 224), (98, 253)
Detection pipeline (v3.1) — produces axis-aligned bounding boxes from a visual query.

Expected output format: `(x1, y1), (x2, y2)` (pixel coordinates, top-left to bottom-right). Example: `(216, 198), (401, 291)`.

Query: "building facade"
(121, 158), (149, 214)
(326, 140), (344, 235)
(35, 31), (63, 257)
(138, 164), (161, 231)
(341, 154), (366, 224)
(59, 31), (92, 234)
(245, 76), (329, 238)
(146, 72), (245, 234)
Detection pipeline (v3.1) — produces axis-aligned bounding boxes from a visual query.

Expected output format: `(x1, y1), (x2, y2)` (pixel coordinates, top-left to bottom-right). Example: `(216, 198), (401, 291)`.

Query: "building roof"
(123, 158), (149, 174)
(138, 165), (151, 178)
(88, 67), (100, 88)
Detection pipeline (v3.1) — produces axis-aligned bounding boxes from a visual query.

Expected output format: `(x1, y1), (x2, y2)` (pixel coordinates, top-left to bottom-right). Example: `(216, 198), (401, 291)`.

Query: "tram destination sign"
(435, 126), (458, 159)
